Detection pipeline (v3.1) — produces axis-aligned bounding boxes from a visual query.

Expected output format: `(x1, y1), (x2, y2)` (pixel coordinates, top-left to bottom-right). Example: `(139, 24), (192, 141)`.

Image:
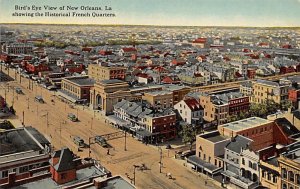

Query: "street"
(0, 67), (222, 189)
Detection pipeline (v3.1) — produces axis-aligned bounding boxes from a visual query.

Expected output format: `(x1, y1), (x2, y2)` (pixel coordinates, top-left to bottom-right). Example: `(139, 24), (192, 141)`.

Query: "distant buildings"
(4, 43), (33, 54)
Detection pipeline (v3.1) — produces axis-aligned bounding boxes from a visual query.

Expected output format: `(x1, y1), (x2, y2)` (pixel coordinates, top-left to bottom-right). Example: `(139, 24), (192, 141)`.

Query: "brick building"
(0, 127), (51, 185)
(142, 90), (173, 109)
(88, 64), (126, 81)
(58, 76), (95, 104)
(113, 100), (176, 143)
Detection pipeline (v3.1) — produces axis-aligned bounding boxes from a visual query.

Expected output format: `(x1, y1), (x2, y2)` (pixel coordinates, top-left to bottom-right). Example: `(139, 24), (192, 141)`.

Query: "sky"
(0, 0), (300, 27)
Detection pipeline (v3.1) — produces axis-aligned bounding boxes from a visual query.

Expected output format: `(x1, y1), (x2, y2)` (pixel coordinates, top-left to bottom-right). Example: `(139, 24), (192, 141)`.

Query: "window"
(282, 168), (287, 179)
(289, 171), (294, 182)
(296, 174), (300, 185)
(252, 163), (257, 170)
(19, 166), (29, 173)
(215, 159), (217, 166)
(198, 152), (201, 158)
(248, 161), (252, 168)
(1, 170), (8, 178)
(267, 173), (271, 180)
(273, 175), (277, 183)
(262, 170), (265, 178)
(208, 156), (211, 163)
(203, 154), (206, 161)
(282, 183), (287, 189)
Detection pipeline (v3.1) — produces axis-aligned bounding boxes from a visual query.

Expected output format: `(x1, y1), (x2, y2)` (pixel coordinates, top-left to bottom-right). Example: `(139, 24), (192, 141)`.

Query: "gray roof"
(226, 135), (253, 153)
(256, 79), (280, 87)
(52, 148), (76, 172)
(114, 100), (153, 118)
(0, 127), (48, 156)
(66, 77), (95, 86)
(99, 79), (126, 84)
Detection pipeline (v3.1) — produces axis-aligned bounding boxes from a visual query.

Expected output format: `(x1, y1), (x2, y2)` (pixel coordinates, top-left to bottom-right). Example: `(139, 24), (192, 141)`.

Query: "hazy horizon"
(1, 0), (300, 27)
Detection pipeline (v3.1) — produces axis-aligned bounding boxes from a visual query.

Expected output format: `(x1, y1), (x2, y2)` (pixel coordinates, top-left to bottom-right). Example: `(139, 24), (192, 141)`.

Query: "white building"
(174, 98), (204, 126)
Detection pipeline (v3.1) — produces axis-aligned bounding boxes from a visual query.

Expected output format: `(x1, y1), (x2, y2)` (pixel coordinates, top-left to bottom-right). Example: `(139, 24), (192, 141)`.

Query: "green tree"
(179, 124), (196, 150)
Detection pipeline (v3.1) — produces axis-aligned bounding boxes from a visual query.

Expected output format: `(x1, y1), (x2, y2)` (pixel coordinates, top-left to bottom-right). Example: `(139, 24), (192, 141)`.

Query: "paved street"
(0, 68), (222, 189)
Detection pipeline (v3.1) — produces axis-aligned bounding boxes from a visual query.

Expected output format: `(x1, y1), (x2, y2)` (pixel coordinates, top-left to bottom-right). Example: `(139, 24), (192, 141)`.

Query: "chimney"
(94, 177), (107, 189)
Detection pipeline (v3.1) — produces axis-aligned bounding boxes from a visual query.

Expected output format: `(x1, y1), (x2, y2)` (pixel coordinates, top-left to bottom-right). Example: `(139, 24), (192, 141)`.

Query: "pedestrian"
(205, 181), (207, 185)
(107, 149), (110, 155)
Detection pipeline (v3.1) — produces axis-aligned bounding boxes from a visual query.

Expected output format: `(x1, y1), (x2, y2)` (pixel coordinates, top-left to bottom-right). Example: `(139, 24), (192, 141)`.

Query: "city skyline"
(1, 0), (300, 27)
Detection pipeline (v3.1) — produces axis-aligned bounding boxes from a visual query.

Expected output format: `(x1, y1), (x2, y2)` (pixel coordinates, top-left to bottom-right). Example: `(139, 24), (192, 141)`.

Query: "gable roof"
(184, 98), (203, 111)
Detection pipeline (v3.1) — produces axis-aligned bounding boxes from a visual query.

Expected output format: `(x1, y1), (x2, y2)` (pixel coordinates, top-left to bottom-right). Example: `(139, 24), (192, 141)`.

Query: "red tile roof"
(184, 98), (203, 111)
(122, 47), (137, 52)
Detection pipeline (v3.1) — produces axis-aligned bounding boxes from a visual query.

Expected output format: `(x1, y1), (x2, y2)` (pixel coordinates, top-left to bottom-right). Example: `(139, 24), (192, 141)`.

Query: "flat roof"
(12, 166), (107, 189)
(98, 79), (127, 85)
(65, 77), (95, 86)
(100, 176), (136, 189)
(144, 90), (173, 96)
(199, 131), (227, 143)
(220, 117), (272, 132)
(0, 127), (49, 156)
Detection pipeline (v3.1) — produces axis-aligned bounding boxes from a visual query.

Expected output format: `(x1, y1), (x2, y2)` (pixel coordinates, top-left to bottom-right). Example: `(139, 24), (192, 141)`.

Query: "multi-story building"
(218, 117), (295, 151)
(188, 131), (230, 177)
(1, 147), (133, 189)
(113, 100), (176, 143)
(142, 90), (173, 109)
(163, 84), (191, 105)
(4, 43), (33, 54)
(260, 157), (280, 189)
(90, 80), (162, 115)
(223, 135), (256, 189)
(252, 79), (290, 105)
(88, 64), (126, 82)
(278, 142), (300, 189)
(174, 98), (204, 126)
(199, 91), (250, 125)
(58, 76), (95, 104)
(0, 127), (51, 185)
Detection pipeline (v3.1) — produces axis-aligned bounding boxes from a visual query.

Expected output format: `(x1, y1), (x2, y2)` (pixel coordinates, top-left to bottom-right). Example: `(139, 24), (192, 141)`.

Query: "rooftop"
(11, 165), (107, 189)
(144, 90), (173, 96)
(199, 131), (228, 143)
(64, 76), (95, 86)
(220, 117), (272, 132)
(0, 127), (49, 156)
(98, 79), (127, 85)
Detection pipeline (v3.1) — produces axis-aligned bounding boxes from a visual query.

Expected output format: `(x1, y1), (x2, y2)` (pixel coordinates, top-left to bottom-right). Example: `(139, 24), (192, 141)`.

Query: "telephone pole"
(159, 147), (163, 173)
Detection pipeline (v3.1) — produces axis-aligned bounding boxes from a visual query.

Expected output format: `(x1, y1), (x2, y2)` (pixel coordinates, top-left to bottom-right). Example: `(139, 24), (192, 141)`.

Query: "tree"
(179, 124), (196, 150)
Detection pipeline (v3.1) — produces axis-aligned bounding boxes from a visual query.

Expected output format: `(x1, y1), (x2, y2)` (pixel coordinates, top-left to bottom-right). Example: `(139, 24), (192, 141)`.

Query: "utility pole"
(91, 117), (93, 129)
(12, 87), (14, 106)
(76, 108), (79, 120)
(27, 98), (29, 109)
(159, 147), (163, 173)
(124, 130), (127, 151)
(46, 112), (49, 128)
(22, 111), (25, 126)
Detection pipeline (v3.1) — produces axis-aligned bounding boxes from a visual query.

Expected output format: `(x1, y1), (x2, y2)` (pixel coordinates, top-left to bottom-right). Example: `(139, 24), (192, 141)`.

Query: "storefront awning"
(106, 115), (130, 127)
(187, 155), (222, 174)
(56, 90), (79, 103)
